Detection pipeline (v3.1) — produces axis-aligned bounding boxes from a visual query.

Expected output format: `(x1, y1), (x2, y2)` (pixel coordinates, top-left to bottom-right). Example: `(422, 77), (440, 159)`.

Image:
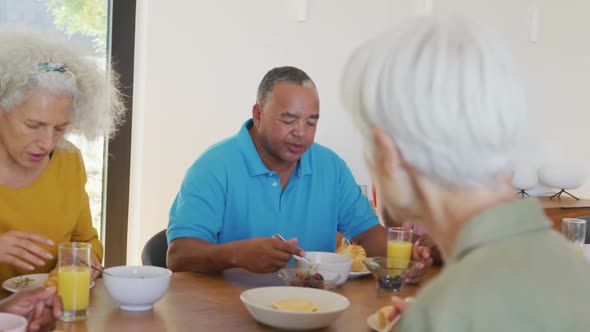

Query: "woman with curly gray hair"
(343, 15), (590, 331)
(0, 29), (125, 286)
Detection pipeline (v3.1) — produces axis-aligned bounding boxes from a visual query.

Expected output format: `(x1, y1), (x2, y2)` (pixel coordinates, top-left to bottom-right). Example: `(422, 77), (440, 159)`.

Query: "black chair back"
(141, 229), (168, 267)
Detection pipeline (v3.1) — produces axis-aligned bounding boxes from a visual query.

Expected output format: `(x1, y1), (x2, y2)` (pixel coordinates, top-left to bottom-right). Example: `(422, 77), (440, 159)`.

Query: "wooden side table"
(538, 197), (590, 233)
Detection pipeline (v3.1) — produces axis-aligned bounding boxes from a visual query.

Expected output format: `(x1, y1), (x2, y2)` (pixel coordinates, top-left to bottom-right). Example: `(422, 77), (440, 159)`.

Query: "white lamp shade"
(538, 162), (587, 190)
(512, 165), (538, 190)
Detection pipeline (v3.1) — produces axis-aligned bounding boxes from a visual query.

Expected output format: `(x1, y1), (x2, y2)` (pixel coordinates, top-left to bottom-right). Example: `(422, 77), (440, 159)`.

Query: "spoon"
(76, 258), (113, 276)
(273, 233), (313, 264)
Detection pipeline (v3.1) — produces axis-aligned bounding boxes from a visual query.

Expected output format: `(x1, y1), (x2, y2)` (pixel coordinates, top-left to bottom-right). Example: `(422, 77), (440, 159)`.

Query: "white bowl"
(538, 162), (587, 189)
(295, 252), (352, 286)
(0, 313), (27, 332)
(240, 286), (349, 330)
(103, 265), (172, 311)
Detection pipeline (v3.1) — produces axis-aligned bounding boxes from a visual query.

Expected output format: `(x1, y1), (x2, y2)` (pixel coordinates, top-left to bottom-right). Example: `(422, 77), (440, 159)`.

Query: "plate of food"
(240, 286), (350, 330)
(2, 273), (95, 293)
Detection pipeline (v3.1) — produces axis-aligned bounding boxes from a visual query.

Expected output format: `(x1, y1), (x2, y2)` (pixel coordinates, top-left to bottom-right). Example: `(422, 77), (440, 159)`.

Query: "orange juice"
(58, 266), (90, 311)
(387, 240), (413, 268)
(576, 246), (585, 255)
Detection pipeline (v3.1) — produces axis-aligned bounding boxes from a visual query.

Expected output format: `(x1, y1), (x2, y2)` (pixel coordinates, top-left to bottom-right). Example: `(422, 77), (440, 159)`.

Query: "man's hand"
(0, 286), (63, 332)
(403, 245), (432, 284)
(0, 231), (54, 271)
(234, 237), (303, 273)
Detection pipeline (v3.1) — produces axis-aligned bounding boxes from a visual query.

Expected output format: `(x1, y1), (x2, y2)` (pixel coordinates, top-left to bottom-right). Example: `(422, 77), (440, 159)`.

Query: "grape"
(288, 270), (325, 289)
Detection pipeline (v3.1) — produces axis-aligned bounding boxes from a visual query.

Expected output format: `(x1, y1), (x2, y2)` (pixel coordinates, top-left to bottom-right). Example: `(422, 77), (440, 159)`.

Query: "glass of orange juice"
(387, 227), (413, 269)
(58, 242), (92, 321)
(562, 218), (586, 255)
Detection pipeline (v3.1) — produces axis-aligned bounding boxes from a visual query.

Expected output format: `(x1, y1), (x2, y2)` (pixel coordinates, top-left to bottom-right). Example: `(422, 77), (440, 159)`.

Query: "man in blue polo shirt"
(167, 66), (432, 274)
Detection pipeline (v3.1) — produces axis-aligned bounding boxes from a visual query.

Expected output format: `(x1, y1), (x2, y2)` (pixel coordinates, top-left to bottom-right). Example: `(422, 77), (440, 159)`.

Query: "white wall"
(127, 0), (590, 264)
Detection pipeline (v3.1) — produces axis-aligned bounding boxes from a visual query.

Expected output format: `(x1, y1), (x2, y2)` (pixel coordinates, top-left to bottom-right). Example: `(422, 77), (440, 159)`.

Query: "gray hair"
(256, 66), (316, 106)
(0, 28), (125, 141)
(342, 15), (528, 188)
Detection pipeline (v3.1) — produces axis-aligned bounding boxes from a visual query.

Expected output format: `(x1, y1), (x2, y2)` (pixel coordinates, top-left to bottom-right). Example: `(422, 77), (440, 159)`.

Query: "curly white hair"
(0, 28), (125, 141)
(342, 15), (528, 188)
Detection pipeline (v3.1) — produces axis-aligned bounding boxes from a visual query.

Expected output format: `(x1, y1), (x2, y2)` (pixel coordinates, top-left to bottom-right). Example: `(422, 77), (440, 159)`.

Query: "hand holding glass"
(562, 218), (586, 255)
(58, 242), (92, 321)
(387, 227), (413, 269)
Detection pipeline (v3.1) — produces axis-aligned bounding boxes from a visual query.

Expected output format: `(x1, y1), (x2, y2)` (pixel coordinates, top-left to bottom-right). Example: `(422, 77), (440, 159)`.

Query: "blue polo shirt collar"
(235, 119), (312, 177)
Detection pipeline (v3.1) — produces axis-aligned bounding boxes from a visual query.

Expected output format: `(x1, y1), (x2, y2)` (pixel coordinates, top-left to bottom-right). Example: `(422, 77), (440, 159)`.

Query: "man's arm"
(167, 238), (238, 273)
(351, 224), (387, 257)
(167, 237), (303, 274)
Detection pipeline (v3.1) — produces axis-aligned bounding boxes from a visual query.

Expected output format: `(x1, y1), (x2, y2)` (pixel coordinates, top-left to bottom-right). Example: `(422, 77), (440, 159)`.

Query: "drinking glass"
(387, 227), (413, 269)
(562, 218), (586, 255)
(58, 242), (92, 321)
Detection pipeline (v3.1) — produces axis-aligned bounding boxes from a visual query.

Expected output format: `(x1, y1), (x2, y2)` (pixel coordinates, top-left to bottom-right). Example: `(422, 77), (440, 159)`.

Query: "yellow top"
(0, 141), (103, 283)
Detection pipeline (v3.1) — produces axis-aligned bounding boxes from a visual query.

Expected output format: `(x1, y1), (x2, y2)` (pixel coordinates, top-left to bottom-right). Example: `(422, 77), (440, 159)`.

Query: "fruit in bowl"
(294, 251), (352, 286)
(363, 257), (414, 293)
(293, 269), (325, 288)
(278, 267), (340, 289)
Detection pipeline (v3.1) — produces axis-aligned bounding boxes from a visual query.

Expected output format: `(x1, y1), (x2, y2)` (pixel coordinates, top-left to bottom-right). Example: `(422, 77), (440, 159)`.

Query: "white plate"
(347, 271), (371, 279)
(367, 312), (400, 332)
(2, 273), (95, 293)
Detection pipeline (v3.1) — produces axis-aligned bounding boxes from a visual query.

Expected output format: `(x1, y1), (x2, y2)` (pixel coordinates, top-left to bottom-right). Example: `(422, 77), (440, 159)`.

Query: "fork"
(273, 233), (313, 264)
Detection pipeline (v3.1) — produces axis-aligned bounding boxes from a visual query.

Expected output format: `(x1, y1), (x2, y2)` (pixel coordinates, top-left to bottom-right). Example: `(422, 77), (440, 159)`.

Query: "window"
(0, 0), (110, 238)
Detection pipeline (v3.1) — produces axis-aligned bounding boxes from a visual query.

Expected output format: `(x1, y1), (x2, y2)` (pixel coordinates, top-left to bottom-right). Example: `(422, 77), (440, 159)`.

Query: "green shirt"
(399, 198), (590, 332)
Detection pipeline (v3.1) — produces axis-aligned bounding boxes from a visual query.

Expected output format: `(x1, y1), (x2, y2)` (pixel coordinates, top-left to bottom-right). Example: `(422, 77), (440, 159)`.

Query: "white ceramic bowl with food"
(0, 312), (27, 332)
(240, 286), (349, 330)
(295, 252), (352, 286)
(103, 265), (172, 311)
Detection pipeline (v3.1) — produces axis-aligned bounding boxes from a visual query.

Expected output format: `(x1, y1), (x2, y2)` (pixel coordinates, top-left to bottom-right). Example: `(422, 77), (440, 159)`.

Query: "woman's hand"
(415, 234), (442, 265)
(0, 286), (63, 332)
(403, 245), (433, 284)
(387, 297), (414, 331)
(0, 231), (54, 271)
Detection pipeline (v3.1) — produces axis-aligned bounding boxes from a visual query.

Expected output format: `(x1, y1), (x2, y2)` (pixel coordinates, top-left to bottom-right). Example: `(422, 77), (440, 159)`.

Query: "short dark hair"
(256, 66), (316, 106)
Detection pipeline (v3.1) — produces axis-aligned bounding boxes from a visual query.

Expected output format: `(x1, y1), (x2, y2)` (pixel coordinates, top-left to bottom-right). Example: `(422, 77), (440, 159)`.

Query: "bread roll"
(336, 243), (368, 272)
(377, 305), (394, 328)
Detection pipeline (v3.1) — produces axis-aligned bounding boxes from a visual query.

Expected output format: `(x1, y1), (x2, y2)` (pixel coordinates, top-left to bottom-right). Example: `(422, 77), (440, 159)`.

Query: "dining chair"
(141, 229), (168, 268)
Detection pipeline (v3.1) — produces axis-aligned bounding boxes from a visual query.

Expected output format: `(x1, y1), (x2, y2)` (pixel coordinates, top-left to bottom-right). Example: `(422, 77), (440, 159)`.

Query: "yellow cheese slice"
(271, 298), (318, 313)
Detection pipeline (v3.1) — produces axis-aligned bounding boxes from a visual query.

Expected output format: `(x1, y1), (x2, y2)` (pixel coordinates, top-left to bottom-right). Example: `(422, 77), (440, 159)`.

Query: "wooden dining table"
(23, 266), (440, 332)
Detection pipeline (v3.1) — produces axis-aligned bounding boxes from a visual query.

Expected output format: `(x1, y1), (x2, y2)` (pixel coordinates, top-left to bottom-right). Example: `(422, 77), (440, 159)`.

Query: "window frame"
(104, 0), (136, 267)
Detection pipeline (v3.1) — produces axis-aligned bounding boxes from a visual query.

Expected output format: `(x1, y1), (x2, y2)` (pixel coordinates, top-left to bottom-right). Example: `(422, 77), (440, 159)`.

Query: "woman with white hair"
(0, 29), (124, 285)
(343, 15), (590, 331)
